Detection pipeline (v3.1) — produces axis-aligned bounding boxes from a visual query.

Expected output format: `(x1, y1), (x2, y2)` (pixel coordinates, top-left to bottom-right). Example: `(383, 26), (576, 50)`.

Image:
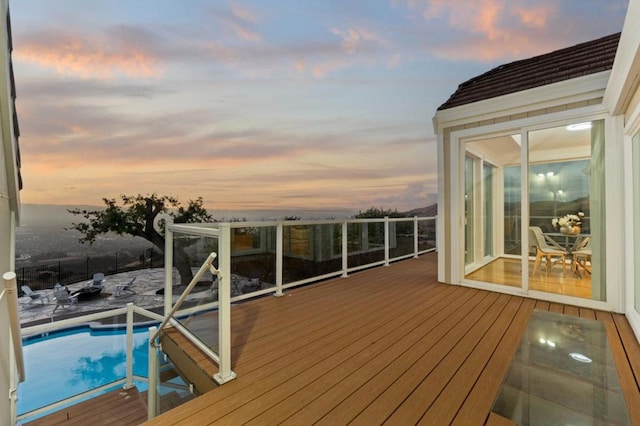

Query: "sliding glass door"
(460, 120), (606, 301)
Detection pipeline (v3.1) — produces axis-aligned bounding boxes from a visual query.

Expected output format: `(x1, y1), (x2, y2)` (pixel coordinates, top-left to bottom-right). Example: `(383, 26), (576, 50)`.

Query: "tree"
(68, 194), (214, 286)
(354, 207), (406, 218)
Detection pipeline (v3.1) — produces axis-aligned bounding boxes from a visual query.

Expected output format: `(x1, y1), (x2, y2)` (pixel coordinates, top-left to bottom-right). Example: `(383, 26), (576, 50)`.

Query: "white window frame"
(624, 100), (640, 336)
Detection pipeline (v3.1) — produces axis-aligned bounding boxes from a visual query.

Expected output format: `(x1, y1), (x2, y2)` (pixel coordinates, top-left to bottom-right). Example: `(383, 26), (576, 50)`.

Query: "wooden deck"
(24, 386), (147, 426)
(145, 253), (640, 425)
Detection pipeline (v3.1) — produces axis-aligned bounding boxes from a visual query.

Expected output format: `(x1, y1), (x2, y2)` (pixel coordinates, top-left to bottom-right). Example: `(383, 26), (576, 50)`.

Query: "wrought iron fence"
(17, 248), (163, 294)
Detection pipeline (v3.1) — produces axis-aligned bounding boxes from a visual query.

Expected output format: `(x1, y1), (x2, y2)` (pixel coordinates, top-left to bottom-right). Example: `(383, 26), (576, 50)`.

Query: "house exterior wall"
(604, 0), (640, 341)
(0, 0), (21, 423)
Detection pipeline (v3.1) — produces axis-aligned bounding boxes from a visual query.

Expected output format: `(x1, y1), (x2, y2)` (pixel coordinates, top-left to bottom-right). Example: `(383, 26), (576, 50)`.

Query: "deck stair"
(159, 326), (219, 395)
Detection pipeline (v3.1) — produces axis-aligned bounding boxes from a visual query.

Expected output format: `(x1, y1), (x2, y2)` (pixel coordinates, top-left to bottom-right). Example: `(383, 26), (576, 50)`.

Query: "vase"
(560, 225), (581, 235)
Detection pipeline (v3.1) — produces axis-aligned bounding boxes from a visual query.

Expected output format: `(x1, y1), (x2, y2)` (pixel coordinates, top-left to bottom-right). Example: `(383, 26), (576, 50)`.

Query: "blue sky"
(10, 0), (628, 211)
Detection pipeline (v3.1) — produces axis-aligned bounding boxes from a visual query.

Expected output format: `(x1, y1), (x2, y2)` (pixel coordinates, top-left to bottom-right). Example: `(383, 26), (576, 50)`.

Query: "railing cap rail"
(168, 216), (438, 230)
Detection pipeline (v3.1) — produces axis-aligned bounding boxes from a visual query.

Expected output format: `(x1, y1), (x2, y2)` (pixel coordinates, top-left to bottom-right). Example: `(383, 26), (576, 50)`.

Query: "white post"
(274, 223), (284, 297)
(164, 226), (174, 316)
(3, 272), (23, 383)
(384, 217), (390, 266)
(341, 221), (348, 277)
(414, 217), (419, 258)
(147, 326), (158, 420)
(123, 303), (135, 389)
(4, 271), (23, 426)
(214, 224), (236, 384)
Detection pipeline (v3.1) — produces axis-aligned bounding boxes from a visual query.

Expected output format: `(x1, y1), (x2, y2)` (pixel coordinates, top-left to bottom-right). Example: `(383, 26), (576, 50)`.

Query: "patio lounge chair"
(530, 226), (568, 277)
(92, 272), (105, 287)
(21, 285), (49, 304)
(115, 277), (136, 297)
(53, 287), (78, 313)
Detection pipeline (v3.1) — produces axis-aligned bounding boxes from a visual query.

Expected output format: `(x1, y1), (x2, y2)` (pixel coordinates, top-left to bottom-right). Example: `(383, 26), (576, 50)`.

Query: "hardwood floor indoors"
(465, 257), (592, 299)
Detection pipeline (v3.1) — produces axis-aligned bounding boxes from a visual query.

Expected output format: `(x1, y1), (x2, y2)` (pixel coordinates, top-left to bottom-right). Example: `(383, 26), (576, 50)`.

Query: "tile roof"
(437, 32), (621, 111)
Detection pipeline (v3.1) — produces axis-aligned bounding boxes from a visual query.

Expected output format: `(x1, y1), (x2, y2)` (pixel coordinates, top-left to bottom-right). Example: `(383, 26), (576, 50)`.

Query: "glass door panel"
(465, 155), (474, 265)
(527, 121), (604, 300)
(463, 135), (521, 288)
(483, 163), (494, 257)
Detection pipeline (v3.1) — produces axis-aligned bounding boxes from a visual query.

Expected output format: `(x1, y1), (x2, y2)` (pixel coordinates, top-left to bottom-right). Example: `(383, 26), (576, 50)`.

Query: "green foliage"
(68, 194), (213, 246)
(354, 207), (406, 219)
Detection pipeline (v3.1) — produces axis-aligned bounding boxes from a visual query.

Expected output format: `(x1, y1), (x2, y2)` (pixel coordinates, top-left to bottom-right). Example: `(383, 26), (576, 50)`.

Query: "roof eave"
(433, 71), (610, 134)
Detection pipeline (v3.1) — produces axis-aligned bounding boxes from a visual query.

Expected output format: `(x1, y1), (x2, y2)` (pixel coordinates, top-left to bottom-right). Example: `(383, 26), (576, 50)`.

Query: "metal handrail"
(150, 252), (221, 345)
(3, 271), (25, 383)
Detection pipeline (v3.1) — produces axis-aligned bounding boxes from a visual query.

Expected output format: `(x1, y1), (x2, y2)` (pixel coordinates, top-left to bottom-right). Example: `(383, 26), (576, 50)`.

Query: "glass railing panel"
(282, 223), (342, 284)
(417, 218), (436, 252)
(347, 221), (385, 268)
(170, 233), (220, 357)
(230, 225), (276, 296)
(389, 219), (415, 259)
(170, 233), (218, 301)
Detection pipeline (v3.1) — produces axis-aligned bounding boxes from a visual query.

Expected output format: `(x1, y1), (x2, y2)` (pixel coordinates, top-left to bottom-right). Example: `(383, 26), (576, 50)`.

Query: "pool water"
(18, 326), (151, 415)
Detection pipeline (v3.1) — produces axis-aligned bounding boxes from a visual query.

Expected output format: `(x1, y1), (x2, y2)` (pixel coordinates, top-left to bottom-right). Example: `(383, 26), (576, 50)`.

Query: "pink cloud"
(15, 32), (161, 79)
(515, 5), (557, 29)
(229, 2), (259, 23)
(219, 2), (262, 43)
(395, 0), (562, 61)
(312, 59), (348, 78)
(331, 26), (390, 54)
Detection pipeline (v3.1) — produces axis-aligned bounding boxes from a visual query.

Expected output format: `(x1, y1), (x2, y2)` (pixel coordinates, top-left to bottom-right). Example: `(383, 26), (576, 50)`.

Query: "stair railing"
(150, 252), (220, 343)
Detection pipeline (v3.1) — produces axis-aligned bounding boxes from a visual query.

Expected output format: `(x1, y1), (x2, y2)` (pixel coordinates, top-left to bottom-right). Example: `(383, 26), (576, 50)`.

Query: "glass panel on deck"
(493, 311), (630, 424)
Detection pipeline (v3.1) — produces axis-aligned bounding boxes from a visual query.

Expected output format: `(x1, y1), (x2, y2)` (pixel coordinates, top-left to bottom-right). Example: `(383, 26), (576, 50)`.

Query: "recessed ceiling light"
(566, 122), (592, 131)
(569, 352), (592, 363)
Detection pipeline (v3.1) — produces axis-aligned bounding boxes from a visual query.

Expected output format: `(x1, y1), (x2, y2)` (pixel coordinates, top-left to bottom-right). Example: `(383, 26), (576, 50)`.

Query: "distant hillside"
(404, 203), (437, 217)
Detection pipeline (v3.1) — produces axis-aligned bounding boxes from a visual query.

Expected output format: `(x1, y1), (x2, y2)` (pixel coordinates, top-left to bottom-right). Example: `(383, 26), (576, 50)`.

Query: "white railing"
(158, 216), (435, 381)
(161, 216), (436, 383)
(14, 216), (436, 423)
(164, 223), (236, 385)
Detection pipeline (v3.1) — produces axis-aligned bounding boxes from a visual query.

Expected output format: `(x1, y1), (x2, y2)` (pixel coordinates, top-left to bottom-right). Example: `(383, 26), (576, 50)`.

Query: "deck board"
(144, 253), (640, 425)
(24, 387), (147, 426)
(597, 311), (640, 426)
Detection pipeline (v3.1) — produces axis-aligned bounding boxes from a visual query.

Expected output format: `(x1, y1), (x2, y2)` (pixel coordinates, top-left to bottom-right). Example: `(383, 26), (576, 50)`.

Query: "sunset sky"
(10, 0), (628, 212)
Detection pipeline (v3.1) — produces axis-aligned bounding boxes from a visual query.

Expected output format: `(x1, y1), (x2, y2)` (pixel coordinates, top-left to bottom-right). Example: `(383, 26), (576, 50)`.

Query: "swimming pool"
(18, 325), (151, 416)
